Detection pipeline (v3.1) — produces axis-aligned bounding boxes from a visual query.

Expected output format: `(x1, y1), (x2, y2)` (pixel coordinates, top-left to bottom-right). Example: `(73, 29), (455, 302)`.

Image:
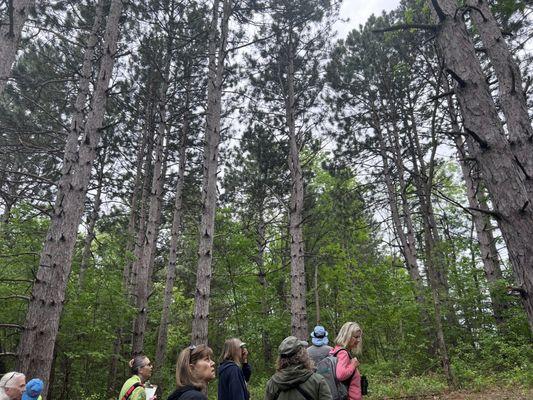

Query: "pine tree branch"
(372, 24), (438, 33)
(0, 324), (24, 330)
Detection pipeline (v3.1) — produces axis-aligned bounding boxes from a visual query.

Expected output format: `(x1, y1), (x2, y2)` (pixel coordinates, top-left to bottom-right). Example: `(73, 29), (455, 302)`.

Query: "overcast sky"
(335, 0), (400, 38)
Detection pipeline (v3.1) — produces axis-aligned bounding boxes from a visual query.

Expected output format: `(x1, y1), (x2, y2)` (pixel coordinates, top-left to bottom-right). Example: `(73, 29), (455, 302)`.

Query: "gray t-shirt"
(307, 345), (333, 366)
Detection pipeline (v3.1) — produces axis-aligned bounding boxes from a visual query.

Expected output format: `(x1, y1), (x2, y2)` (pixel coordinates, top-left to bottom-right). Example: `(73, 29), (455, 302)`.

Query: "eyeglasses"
(1, 372), (17, 389)
(188, 345), (197, 363)
(141, 362), (153, 368)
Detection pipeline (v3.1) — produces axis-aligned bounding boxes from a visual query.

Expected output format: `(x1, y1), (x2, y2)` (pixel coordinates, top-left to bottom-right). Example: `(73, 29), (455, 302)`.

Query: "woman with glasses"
(218, 338), (251, 400)
(330, 322), (363, 400)
(118, 355), (155, 400)
(0, 372), (26, 400)
(167, 345), (215, 400)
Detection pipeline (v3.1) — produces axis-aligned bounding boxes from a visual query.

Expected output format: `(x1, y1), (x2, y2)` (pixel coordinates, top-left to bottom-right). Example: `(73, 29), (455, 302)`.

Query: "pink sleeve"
(335, 349), (356, 381)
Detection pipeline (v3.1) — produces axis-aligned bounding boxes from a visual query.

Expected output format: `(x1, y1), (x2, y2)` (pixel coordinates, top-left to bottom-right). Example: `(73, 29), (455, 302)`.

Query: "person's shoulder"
(310, 371), (328, 384)
(168, 388), (206, 400)
(265, 376), (276, 390)
(167, 386), (207, 400)
(184, 392), (207, 400)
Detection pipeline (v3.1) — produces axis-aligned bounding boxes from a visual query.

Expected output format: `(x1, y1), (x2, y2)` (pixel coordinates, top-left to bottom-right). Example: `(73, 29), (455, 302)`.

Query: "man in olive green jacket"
(265, 336), (332, 400)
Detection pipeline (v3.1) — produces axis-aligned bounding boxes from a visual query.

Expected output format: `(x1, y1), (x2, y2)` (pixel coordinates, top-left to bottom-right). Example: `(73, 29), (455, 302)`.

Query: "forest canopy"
(0, 0), (532, 399)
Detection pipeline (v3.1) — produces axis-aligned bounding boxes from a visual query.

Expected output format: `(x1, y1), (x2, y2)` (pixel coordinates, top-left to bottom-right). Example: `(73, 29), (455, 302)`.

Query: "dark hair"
(276, 347), (313, 372)
(129, 355), (148, 375)
(176, 344), (214, 391)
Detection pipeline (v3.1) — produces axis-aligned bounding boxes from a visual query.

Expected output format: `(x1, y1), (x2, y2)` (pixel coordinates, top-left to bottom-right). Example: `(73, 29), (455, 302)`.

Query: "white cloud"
(334, 0), (400, 38)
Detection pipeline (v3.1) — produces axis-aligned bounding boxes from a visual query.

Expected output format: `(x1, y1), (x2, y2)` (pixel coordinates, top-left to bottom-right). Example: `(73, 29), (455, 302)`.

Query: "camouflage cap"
(278, 336), (308, 357)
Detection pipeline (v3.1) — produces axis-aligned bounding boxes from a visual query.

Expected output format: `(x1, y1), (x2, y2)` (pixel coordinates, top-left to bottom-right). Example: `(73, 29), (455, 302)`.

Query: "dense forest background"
(0, 0), (532, 399)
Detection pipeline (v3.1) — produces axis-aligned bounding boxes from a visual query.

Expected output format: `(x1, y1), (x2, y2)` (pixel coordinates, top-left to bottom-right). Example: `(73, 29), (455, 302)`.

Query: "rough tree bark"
(130, 90), (156, 298)
(0, 0), (34, 95)
(445, 86), (508, 327)
(429, 0), (533, 333)
(123, 125), (149, 291)
(78, 150), (106, 290)
(154, 87), (190, 376)
(286, 27), (308, 341)
(132, 92), (168, 355)
(191, 0), (230, 345)
(17, 0), (124, 393)
(256, 211), (272, 365)
(467, 0), (533, 197)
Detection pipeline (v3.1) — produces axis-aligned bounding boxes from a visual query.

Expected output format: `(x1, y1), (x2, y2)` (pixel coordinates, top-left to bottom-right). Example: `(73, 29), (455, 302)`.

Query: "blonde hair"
(0, 372), (25, 398)
(334, 321), (363, 354)
(220, 338), (243, 365)
(175, 344), (214, 391)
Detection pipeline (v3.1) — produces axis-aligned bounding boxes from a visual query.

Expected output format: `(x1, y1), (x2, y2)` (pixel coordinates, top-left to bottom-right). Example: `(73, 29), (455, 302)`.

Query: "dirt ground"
(375, 387), (533, 399)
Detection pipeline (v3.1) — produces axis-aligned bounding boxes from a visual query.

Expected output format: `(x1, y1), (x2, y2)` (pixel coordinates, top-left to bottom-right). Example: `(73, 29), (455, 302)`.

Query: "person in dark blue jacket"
(217, 338), (252, 400)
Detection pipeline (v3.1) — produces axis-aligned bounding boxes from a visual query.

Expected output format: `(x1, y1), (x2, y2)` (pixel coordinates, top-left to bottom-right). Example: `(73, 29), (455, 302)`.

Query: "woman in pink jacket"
(330, 321), (363, 400)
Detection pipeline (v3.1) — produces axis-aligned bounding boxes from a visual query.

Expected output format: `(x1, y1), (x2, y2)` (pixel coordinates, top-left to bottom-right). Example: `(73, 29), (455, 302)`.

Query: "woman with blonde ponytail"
(118, 355), (155, 400)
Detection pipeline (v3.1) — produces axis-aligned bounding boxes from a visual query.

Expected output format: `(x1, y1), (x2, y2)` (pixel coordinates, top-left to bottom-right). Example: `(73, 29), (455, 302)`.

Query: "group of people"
(0, 321), (362, 400)
(119, 321), (363, 400)
(0, 372), (44, 400)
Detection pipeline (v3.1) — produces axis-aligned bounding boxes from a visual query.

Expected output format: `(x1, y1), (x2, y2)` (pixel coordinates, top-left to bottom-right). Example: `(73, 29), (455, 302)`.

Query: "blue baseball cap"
(22, 378), (43, 400)
(310, 325), (329, 346)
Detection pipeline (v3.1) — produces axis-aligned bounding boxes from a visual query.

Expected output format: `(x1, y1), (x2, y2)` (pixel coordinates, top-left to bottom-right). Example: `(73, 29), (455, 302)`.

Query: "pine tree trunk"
(286, 29), (308, 341)
(257, 213), (272, 365)
(467, 0), (533, 195)
(447, 89), (509, 327)
(132, 96), (167, 355)
(123, 126), (149, 291)
(17, 0), (124, 392)
(372, 110), (425, 304)
(154, 92), (190, 377)
(0, 0), (34, 95)
(191, 0), (230, 345)
(0, 158), (20, 225)
(129, 121), (154, 299)
(78, 153), (105, 290)
(429, 0), (533, 333)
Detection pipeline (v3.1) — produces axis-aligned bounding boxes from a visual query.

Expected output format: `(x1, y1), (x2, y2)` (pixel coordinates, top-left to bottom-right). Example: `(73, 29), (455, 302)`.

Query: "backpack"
(315, 348), (355, 400)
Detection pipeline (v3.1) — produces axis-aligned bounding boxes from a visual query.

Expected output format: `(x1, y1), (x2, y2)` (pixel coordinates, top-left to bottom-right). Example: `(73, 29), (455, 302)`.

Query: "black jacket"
(167, 385), (207, 400)
(217, 361), (251, 400)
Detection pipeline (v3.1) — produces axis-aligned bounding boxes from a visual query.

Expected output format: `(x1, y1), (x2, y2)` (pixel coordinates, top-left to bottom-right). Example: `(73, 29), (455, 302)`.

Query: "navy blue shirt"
(217, 361), (251, 400)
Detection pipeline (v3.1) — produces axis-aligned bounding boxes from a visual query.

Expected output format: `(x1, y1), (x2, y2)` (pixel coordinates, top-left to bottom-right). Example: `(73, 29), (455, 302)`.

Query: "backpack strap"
(121, 382), (143, 400)
(272, 385), (313, 400)
(295, 386), (314, 400)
